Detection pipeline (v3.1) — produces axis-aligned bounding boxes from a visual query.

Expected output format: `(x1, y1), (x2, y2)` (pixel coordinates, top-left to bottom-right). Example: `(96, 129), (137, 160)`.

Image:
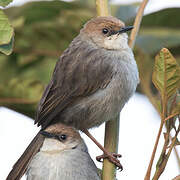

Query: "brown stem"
(152, 132), (179, 180)
(128, 0), (149, 49)
(0, 98), (37, 104)
(164, 113), (179, 122)
(14, 48), (59, 57)
(144, 120), (164, 180)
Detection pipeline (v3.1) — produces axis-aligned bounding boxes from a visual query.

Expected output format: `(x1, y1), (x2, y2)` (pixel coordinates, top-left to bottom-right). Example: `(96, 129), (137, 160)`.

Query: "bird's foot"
(96, 153), (123, 171)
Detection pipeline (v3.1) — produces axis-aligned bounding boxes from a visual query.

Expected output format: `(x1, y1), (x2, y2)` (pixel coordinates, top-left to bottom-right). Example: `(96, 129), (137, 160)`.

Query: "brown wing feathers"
(35, 46), (113, 129)
(6, 132), (44, 180)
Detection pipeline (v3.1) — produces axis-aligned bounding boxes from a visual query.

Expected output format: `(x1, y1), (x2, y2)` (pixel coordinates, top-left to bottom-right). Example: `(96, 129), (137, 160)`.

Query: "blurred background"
(0, 0), (180, 179)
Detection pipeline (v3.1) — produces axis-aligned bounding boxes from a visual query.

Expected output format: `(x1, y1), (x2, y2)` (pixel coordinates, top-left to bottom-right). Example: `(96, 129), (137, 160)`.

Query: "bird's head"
(40, 124), (82, 153)
(81, 16), (133, 50)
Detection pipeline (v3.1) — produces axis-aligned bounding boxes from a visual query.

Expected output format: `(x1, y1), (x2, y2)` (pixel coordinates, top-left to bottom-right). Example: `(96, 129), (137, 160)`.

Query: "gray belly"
(58, 59), (139, 130)
(26, 149), (100, 180)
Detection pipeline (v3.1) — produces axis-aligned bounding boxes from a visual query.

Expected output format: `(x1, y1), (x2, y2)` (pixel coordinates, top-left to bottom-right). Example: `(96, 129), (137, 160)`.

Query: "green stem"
(102, 116), (120, 180)
(96, 0), (109, 17)
(95, 1), (119, 180)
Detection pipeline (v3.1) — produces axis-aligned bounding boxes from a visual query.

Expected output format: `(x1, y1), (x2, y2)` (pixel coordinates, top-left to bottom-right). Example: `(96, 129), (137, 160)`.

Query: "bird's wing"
(36, 44), (114, 129)
(6, 132), (44, 180)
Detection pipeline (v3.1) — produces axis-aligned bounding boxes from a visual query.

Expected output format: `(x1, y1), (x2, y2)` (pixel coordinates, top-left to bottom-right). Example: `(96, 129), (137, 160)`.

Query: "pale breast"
(26, 146), (100, 180)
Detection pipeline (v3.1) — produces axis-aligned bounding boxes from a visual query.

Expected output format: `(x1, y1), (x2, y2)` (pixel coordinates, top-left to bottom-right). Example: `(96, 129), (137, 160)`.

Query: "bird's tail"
(6, 131), (45, 180)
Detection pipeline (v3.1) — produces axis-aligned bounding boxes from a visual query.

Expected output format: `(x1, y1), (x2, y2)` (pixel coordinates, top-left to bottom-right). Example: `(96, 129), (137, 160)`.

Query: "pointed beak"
(118, 26), (134, 34)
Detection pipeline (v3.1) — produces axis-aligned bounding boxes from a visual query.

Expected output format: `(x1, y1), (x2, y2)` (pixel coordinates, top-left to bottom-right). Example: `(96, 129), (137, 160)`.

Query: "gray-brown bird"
(7, 124), (100, 180)
(7, 16), (139, 179)
(36, 16), (139, 166)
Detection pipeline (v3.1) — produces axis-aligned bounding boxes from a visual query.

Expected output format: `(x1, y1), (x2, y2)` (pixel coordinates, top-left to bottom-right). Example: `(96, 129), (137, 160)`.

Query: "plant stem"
(96, 1), (119, 180)
(102, 117), (120, 180)
(144, 120), (164, 180)
(96, 0), (109, 16)
(128, 0), (149, 49)
(152, 132), (178, 180)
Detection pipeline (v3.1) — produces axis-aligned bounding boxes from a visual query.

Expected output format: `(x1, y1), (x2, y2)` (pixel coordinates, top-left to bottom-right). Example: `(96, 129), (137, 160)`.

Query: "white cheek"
(41, 138), (66, 152)
(104, 33), (129, 50)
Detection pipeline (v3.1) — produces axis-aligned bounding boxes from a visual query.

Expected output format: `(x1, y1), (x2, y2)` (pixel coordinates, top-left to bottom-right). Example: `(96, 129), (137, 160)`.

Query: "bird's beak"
(118, 26), (134, 34)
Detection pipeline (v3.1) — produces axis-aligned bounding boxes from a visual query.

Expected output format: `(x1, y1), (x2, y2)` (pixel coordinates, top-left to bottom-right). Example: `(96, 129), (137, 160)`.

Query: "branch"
(128, 0), (149, 49)
(144, 120), (164, 180)
(0, 98), (37, 104)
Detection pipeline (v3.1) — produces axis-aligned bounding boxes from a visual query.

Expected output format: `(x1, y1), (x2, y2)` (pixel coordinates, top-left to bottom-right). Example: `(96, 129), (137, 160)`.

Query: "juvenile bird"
(7, 124), (100, 180)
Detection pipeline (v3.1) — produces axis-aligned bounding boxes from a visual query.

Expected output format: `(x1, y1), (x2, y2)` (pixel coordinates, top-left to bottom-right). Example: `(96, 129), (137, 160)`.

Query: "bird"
(7, 15), (139, 178)
(7, 123), (100, 180)
(35, 16), (139, 167)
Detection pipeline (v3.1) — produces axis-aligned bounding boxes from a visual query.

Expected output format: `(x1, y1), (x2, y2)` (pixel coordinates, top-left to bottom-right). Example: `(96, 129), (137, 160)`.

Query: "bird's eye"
(58, 134), (67, 141)
(102, 28), (109, 34)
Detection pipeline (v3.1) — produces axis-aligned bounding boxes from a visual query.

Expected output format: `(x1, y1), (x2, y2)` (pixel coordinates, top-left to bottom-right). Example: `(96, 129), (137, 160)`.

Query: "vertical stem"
(144, 120), (164, 180)
(102, 116), (120, 180)
(96, 0), (109, 16)
(96, 1), (119, 180)
(144, 95), (167, 180)
(128, 0), (149, 49)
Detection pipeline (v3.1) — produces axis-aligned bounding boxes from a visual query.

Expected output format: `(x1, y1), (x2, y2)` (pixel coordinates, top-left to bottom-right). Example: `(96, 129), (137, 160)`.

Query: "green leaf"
(0, 0), (13, 7)
(0, 10), (14, 55)
(152, 48), (180, 102)
(172, 102), (180, 115)
(136, 28), (180, 55)
(141, 8), (180, 28)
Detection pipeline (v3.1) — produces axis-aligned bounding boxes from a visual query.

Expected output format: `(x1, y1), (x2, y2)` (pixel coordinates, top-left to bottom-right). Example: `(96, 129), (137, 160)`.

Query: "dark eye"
(58, 134), (67, 141)
(102, 28), (109, 34)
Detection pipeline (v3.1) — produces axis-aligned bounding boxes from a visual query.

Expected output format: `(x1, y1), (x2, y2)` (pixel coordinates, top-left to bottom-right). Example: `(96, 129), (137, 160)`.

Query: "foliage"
(0, 0), (93, 117)
(0, 0), (14, 55)
(151, 48), (180, 180)
(0, 0), (13, 7)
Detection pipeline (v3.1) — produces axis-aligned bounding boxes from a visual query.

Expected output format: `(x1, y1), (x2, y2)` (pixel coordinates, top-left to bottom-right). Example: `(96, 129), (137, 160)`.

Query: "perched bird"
(36, 16), (139, 167)
(7, 15), (139, 178)
(7, 124), (100, 180)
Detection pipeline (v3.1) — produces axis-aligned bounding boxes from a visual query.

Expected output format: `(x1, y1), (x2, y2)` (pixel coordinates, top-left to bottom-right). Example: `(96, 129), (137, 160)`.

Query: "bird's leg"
(82, 129), (123, 170)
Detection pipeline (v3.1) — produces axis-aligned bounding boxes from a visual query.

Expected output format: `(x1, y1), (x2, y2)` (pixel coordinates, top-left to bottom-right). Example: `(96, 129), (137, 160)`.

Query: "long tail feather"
(6, 131), (45, 180)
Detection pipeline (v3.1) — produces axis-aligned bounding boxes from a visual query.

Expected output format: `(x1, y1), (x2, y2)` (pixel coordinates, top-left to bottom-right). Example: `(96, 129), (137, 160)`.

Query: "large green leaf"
(0, 0), (13, 7)
(141, 8), (180, 28)
(152, 48), (180, 102)
(134, 8), (180, 55)
(136, 28), (180, 54)
(0, 10), (14, 55)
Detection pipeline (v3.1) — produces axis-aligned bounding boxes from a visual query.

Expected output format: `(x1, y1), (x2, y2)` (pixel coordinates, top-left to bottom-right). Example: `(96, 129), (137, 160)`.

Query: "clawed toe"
(96, 153), (123, 171)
